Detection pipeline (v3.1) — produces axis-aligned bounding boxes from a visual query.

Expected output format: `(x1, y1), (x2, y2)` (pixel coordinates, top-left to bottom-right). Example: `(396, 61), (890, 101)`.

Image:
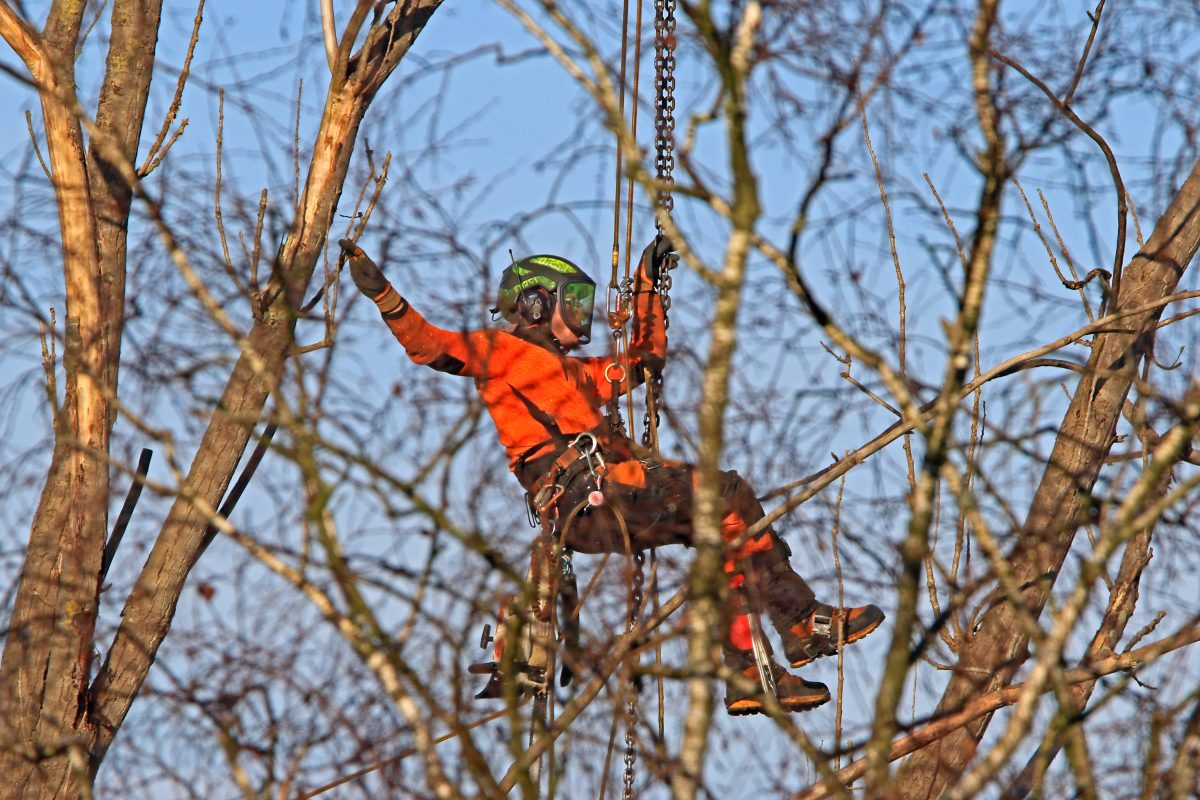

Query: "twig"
(24, 110), (51, 180)
(1063, 0), (1105, 106)
(832, 470), (848, 770)
(992, 46), (1127, 307)
(250, 188), (268, 295)
(38, 308), (58, 423)
(1124, 611), (1167, 653)
(1038, 187), (1095, 321)
(843, 371), (899, 417)
(923, 173), (967, 271)
(139, 0), (203, 177)
(861, 103), (907, 375)
(213, 91), (238, 290)
(1125, 186), (1144, 248)
(1013, 177), (1095, 322)
(295, 149), (392, 353)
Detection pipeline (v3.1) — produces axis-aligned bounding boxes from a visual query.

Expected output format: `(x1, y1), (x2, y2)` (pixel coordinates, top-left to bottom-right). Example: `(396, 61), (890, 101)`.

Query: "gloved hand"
(639, 234), (676, 283)
(339, 238), (389, 298)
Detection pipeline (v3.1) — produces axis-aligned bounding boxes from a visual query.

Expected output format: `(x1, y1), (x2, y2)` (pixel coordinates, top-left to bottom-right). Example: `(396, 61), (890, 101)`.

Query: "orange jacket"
(372, 263), (667, 470)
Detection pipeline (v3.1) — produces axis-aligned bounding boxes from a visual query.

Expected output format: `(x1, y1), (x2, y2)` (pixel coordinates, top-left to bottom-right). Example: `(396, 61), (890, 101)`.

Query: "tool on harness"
(469, 534), (575, 698)
(570, 432), (609, 507)
(748, 605), (777, 698)
(526, 432), (612, 524)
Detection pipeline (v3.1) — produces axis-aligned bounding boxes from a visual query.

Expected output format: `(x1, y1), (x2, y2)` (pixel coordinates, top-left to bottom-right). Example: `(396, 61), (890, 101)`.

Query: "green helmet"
(495, 254), (597, 343)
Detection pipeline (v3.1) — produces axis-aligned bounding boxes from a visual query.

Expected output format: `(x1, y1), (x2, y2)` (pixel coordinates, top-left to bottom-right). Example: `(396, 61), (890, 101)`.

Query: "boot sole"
(788, 612), (884, 669)
(726, 695), (830, 716)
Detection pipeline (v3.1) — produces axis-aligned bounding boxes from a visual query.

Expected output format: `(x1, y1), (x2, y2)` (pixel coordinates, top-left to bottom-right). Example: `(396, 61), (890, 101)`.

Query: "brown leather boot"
(780, 603), (885, 668)
(724, 660), (831, 716)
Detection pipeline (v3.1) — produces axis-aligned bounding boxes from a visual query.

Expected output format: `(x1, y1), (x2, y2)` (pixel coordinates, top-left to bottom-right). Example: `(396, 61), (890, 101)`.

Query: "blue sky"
(1, 2), (1198, 796)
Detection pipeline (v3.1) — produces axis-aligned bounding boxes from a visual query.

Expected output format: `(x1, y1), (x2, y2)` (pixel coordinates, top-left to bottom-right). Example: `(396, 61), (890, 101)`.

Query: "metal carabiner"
(569, 431), (598, 457)
(570, 431), (607, 478)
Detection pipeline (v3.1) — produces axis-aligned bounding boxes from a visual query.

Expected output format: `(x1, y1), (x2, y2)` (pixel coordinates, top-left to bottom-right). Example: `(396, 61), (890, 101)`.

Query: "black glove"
(338, 238), (389, 297)
(640, 234), (676, 283)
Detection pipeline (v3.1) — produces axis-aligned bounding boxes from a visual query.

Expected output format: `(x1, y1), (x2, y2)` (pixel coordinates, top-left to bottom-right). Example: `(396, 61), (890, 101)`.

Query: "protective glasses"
(558, 281), (596, 342)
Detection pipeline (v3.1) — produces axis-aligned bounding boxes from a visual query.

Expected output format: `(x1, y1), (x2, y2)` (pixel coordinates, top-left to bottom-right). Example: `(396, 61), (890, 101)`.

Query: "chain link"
(622, 549), (645, 799)
(643, 0), (677, 453)
(622, 684), (638, 799)
(624, 5), (676, 792)
(653, 0), (677, 226)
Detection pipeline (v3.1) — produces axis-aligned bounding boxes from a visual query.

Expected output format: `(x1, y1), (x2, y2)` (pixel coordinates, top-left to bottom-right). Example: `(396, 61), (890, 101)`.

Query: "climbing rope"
(608, 0), (644, 440)
(584, 1), (679, 794)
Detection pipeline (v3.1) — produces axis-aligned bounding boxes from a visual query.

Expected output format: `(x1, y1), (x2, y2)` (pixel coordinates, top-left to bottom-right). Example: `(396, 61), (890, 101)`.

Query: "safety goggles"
(558, 280), (595, 342)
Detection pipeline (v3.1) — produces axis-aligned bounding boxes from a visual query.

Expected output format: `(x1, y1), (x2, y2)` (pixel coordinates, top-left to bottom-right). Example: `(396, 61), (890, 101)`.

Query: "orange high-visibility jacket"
(373, 263), (667, 470)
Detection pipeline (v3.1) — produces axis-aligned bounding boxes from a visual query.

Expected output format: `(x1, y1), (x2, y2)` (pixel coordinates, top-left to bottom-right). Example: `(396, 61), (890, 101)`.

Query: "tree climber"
(339, 236), (884, 716)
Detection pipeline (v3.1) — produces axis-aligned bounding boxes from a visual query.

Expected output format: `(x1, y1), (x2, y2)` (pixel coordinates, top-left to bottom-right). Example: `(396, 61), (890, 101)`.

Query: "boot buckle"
(810, 613), (833, 638)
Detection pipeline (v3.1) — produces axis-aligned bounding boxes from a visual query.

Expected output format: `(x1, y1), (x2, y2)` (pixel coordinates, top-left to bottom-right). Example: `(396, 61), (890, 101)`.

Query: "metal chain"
(653, 0), (677, 229)
(652, 0), (677, 322)
(622, 549), (645, 799)
(622, 680), (638, 799)
(644, 0), (677, 451)
(624, 5), (674, 788)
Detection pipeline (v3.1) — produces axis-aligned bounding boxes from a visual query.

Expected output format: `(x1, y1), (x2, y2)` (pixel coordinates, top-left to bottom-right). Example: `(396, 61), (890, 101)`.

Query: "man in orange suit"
(340, 236), (882, 715)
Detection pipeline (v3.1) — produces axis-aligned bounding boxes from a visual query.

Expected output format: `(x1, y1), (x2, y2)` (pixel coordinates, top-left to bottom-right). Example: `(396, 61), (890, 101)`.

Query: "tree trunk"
(895, 157), (1200, 799)
(0, 4), (115, 796)
(87, 0), (443, 773)
(0, 2), (442, 796)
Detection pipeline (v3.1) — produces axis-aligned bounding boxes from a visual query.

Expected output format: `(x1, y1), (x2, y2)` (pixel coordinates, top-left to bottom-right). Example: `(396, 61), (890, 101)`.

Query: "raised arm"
(580, 236), (673, 400)
(628, 235), (672, 371)
(340, 239), (482, 377)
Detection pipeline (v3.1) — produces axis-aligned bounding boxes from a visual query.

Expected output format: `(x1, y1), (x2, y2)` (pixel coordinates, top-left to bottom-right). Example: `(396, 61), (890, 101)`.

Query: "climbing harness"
(471, 1), (692, 795)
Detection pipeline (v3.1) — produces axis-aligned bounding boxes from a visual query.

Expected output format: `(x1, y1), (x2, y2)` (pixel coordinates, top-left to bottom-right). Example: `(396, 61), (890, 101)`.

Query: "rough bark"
(87, 0), (442, 771)
(895, 157), (1200, 799)
(86, 0), (164, 425)
(0, 4), (113, 796)
(0, 1), (442, 796)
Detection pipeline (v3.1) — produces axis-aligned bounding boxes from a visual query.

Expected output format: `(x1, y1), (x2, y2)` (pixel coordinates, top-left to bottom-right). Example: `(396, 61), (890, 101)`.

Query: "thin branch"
(24, 109), (51, 180)
(992, 46), (1127, 306)
(138, 0), (203, 177)
(1062, 0), (1105, 106)
(793, 622), (1200, 800)
(1038, 186), (1095, 321)
(1013, 177), (1095, 321)
(320, 0), (338, 72)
